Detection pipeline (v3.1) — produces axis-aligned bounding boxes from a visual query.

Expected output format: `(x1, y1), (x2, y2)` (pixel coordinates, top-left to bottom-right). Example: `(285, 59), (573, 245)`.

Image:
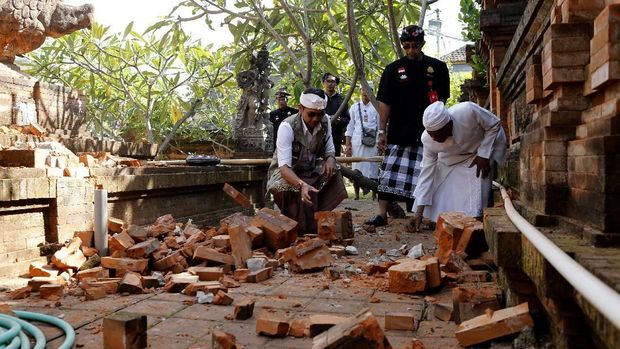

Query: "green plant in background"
(458, 0), (486, 78)
(24, 21), (237, 156)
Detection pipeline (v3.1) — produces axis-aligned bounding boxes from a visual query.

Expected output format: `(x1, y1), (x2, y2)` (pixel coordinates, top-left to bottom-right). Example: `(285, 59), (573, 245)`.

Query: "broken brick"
(101, 257), (149, 273)
(308, 314), (347, 337)
(152, 251), (185, 271)
(188, 266), (224, 281)
(433, 302), (454, 321)
(388, 260), (427, 294)
(229, 224), (253, 269)
(108, 217), (125, 234)
(8, 287), (31, 300)
(39, 284), (63, 301)
(164, 273), (200, 293)
(184, 281), (225, 296)
(87, 279), (120, 294)
(256, 313), (290, 337)
(29, 263), (59, 278)
(147, 214), (177, 238)
(289, 238), (333, 273)
(126, 238), (160, 259)
(75, 266), (106, 281)
(73, 230), (94, 247)
(126, 225), (148, 242)
(193, 247), (235, 266)
(384, 312), (415, 331)
(455, 303), (534, 347)
(103, 312), (147, 349)
(51, 237), (86, 270)
(85, 286), (107, 301)
(246, 225), (264, 248)
(434, 212), (486, 264)
(233, 269), (251, 282)
(142, 276), (161, 289)
(213, 235), (231, 249)
(314, 211), (354, 241)
(212, 330), (238, 349)
(452, 282), (503, 323)
(233, 299), (255, 320)
(28, 276), (64, 291)
(213, 290), (234, 305)
(223, 183), (252, 208)
(118, 271), (144, 294)
(312, 308), (391, 348)
(246, 267), (273, 283)
(251, 208), (297, 251)
(288, 318), (308, 338)
(109, 231), (135, 252)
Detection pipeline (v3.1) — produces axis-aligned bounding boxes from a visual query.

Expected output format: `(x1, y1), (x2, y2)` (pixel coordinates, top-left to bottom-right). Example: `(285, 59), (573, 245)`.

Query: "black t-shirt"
(269, 107), (298, 143)
(377, 54), (450, 146)
(325, 92), (350, 140)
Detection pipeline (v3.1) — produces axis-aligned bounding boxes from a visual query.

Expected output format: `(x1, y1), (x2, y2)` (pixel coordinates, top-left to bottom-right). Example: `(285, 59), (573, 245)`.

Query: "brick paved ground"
(0, 198), (463, 348)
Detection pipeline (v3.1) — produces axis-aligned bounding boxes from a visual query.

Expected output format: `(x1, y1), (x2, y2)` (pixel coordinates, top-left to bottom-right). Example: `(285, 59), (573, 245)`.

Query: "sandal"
(364, 215), (388, 227)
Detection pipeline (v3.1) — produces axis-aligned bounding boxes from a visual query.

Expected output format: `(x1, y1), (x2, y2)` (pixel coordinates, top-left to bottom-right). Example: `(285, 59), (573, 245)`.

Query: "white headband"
(423, 101), (451, 131)
(299, 92), (327, 110)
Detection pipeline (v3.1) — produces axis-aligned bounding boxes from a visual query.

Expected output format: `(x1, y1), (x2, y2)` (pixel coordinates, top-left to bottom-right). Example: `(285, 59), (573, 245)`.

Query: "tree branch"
(157, 98), (203, 157)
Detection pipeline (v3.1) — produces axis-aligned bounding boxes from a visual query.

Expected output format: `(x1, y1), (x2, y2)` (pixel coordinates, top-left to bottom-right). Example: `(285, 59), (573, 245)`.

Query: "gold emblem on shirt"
(427, 66), (434, 73)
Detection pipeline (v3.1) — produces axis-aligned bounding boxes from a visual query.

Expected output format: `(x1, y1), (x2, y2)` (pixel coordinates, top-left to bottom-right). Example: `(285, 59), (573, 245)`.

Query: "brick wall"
(482, 0), (619, 237)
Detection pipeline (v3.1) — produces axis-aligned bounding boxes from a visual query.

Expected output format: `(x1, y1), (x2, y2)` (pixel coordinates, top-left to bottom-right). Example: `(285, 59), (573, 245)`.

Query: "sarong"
(270, 171), (347, 235)
(377, 144), (423, 199)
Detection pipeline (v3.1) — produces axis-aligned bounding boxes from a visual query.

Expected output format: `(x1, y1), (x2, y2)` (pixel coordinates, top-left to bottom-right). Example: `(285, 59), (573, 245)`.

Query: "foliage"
(23, 21), (237, 151)
(458, 0), (486, 77)
(447, 70), (472, 107)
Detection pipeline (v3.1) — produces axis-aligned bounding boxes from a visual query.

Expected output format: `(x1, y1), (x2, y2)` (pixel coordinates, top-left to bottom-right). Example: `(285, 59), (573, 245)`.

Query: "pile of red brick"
(379, 212), (533, 347)
(9, 208), (354, 304)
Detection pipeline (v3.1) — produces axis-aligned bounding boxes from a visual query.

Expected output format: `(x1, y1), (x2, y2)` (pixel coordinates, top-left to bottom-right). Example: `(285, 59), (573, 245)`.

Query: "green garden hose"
(0, 310), (75, 349)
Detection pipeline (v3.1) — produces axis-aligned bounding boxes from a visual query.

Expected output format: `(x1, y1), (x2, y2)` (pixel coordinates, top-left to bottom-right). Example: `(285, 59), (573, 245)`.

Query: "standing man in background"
(269, 89), (298, 145)
(345, 84), (380, 200)
(322, 72), (350, 157)
(365, 25), (450, 229)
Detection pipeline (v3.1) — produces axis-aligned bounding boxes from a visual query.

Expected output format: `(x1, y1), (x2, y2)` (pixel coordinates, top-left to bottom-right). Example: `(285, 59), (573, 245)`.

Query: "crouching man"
(266, 88), (348, 234)
(411, 101), (507, 231)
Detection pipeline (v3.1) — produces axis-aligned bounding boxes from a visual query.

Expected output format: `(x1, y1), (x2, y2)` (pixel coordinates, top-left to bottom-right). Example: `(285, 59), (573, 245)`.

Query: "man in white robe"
(345, 85), (379, 199)
(411, 101), (507, 230)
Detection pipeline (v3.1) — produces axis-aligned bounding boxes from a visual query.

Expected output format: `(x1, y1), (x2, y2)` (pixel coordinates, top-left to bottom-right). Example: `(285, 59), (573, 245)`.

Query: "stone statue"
(0, 0), (94, 63)
(233, 46), (274, 158)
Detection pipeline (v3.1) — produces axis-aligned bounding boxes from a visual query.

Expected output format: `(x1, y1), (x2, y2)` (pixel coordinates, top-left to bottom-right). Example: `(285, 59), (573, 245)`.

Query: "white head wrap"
(299, 92), (327, 110)
(423, 101), (451, 131)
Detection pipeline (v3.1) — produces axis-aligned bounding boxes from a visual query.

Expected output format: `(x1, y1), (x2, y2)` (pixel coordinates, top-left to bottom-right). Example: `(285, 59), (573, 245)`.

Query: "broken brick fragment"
(308, 314), (347, 337)
(118, 271), (144, 294)
(103, 312), (147, 349)
(455, 303), (533, 346)
(251, 208), (297, 251)
(39, 284), (63, 301)
(256, 313), (290, 337)
(223, 183), (252, 208)
(312, 308), (391, 348)
(314, 211), (353, 241)
(232, 299), (255, 320)
(384, 312), (415, 331)
(212, 330), (239, 349)
(213, 290), (234, 305)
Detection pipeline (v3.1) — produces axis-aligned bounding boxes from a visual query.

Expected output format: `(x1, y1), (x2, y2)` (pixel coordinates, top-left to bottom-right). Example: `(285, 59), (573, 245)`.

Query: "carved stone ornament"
(0, 0), (94, 63)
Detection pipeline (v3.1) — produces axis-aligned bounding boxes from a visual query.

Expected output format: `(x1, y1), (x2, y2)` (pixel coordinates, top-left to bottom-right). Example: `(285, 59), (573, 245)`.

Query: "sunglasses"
(306, 110), (325, 118)
(402, 42), (423, 50)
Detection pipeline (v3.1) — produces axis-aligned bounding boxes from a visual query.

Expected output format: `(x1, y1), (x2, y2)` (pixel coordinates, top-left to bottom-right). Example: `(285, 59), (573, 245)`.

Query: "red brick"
(256, 313), (290, 337)
(313, 309), (391, 348)
(39, 284), (63, 301)
(103, 312), (147, 349)
(228, 224), (253, 269)
(455, 303), (533, 347)
(222, 183), (252, 208)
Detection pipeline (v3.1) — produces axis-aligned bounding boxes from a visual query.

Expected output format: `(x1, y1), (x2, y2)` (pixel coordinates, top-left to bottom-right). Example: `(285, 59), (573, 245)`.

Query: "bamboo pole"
(148, 156), (383, 166)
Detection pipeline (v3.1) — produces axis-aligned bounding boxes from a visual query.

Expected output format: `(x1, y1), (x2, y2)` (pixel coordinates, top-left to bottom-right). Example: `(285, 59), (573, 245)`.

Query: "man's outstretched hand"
(469, 156), (490, 178)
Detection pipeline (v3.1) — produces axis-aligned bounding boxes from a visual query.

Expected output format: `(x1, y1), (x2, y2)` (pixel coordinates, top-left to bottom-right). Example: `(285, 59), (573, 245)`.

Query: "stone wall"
(480, 0), (619, 242)
(0, 165), (268, 278)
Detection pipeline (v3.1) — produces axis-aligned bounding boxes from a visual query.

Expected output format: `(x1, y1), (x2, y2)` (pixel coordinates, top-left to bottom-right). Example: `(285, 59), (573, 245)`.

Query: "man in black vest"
(322, 72), (350, 157)
(365, 25), (450, 230)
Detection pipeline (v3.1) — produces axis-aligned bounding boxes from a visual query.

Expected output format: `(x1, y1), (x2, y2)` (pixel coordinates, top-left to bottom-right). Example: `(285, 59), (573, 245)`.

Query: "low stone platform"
(0, 164), (268, 278)
(484, 206), (619, 349)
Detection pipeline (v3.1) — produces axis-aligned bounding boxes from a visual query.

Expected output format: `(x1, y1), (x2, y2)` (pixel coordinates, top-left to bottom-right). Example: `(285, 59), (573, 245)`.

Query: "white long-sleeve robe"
(413, 102), (507, 221)
(345, 100), (380, 179)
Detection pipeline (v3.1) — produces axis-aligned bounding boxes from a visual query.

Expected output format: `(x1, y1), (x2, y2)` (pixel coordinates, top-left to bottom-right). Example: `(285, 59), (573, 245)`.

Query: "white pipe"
(94, 187), (108, 257)
(493, 181), (620, 329)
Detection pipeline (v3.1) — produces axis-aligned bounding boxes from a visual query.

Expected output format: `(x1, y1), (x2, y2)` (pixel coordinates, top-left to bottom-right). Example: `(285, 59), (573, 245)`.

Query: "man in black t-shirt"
(365, 25), (450, 230)
(322, 72), (351, 157)
(269, 89), (298, 146)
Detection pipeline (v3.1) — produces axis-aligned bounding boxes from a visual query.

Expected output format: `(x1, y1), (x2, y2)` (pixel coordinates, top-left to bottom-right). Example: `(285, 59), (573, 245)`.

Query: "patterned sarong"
(377, 144), (423, 199)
